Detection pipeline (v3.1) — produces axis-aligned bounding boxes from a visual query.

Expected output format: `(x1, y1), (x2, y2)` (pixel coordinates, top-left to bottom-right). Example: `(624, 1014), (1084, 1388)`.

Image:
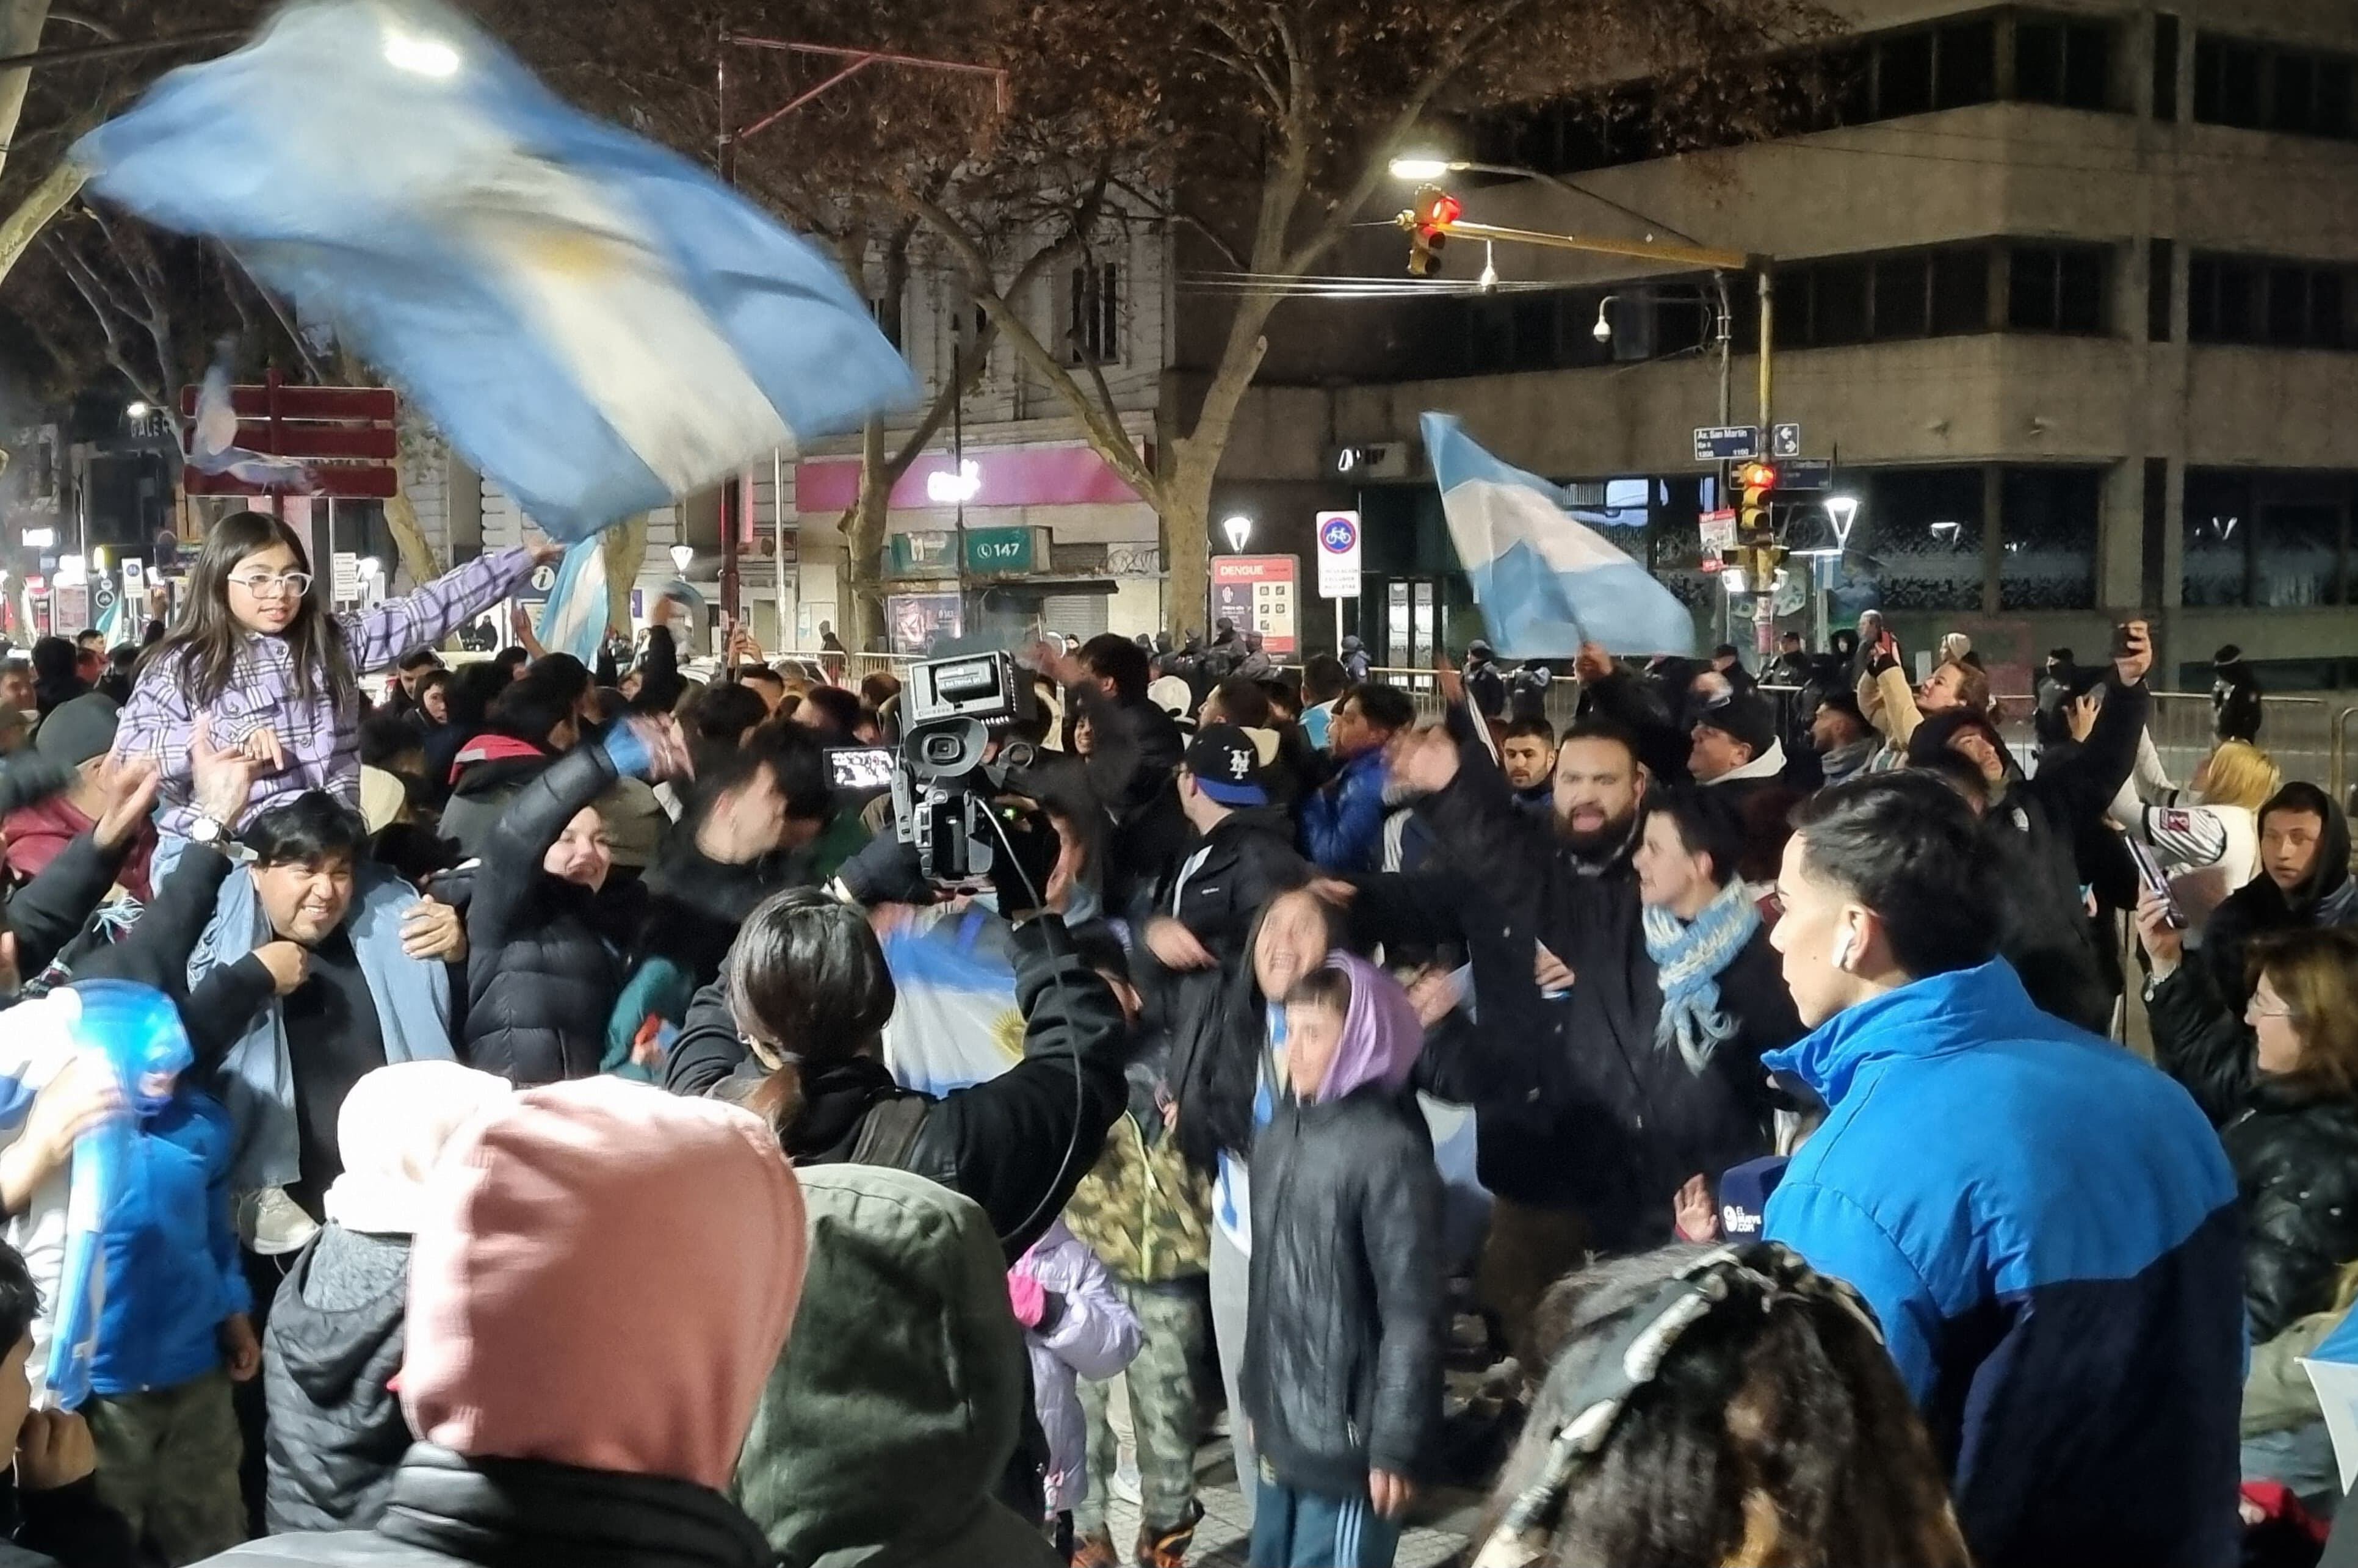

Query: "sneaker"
(1071, 1530), (1119, 1568)
(1135, 1499), (1204, 1568)
(241, 1187), (319, 1256)
(1110, 1458), (1141, 1506)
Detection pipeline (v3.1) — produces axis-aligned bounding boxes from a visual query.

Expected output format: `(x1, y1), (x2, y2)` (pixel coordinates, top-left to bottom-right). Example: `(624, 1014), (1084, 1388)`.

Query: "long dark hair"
(139, 511), (357, 713)
(1488, 1245), (1970, 1568)
(724, 888), (897, 1138)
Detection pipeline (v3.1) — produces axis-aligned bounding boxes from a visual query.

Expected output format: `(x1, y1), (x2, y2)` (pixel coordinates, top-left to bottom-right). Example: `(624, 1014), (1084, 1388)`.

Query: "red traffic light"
(1736, 461), (1779, 493)
(1415, 188), (1463, 236)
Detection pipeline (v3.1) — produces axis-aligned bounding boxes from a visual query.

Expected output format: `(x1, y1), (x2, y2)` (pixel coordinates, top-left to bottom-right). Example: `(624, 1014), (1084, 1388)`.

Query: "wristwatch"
(189, 816), (228, 846)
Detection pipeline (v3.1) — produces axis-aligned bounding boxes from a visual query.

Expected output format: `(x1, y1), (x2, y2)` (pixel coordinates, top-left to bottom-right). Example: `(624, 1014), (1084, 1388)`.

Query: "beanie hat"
(34, 693), (119, 771)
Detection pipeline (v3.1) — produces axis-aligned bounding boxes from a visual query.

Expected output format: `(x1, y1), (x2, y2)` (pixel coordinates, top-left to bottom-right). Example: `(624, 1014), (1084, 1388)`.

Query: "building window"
(2183, 469), (2355, 607)
(2188, 252), (2356, 349)
(869, 295), (902, 351)
(1066, 262), (1120, 366)
(2147, 239), (2174, 342)
(2194, 34), (2357, 139)
(1998, 466), (2102, 609)
(2153, 13), (2180, 120)
(2015, 15), (2114, 110)
(1857, 467), (1986, 612)
(2005, 244), (2108, 333)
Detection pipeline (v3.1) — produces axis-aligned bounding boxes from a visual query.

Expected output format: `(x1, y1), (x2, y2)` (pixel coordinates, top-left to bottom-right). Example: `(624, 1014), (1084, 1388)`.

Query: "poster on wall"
(1209, 555), (1299, 658)
(886, 593), (963, 656)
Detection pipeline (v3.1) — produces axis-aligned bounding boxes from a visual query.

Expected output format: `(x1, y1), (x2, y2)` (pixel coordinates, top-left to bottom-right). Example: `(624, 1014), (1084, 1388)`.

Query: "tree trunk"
(844, 416), (889, 651)
(600, 511), (648, 637)
(1162, 452), (1217, 640)
(383, 485), (445, 602)
(0, 160), (83, 289)
(0, 1), (49, 189)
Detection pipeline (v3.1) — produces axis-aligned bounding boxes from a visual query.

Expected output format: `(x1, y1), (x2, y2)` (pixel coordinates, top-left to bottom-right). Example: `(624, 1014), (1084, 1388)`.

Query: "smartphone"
(2111, 615), (2154, 660)
(2125, 836), (2188, 930)
(825, 745), (894, 792)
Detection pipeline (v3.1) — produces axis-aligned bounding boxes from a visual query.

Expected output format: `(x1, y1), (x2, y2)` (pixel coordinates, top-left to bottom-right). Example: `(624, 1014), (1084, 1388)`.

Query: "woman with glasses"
(117, 510), (557, 844)
(2141, 914), (2358, 1345)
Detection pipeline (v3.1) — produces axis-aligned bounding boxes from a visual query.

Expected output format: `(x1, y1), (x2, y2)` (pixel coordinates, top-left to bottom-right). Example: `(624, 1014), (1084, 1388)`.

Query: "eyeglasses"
(228, 571), (312, 599)
(2249, 997), (2297, 1021)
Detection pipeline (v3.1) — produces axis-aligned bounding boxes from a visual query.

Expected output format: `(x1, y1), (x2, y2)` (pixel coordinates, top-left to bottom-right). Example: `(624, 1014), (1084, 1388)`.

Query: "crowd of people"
(0, 510), (2335, 1568)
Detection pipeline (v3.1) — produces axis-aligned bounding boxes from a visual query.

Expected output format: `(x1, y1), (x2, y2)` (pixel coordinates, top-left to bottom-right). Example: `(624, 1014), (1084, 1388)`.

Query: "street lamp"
(1824, 496), (1861, 551)
(124, 401), (151, 421)
(1221, 515), (1254, 554)
(669, 544), (695, 576)
(1592, 296), (1617, 344)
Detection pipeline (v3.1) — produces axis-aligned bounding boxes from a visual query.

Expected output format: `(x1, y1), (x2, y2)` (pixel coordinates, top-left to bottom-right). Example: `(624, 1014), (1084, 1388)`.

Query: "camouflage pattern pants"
(86, 1368), (247, 1567)
(1076, 1277), (1204, 1536)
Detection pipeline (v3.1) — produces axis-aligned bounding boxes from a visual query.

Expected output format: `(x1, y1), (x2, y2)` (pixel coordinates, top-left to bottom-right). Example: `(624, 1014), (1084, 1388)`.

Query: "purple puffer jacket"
(1013, 1220), (1140, 1515)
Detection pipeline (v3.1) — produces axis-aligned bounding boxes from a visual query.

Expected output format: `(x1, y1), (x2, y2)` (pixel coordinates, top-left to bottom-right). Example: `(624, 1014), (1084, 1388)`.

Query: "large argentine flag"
(1422, 413), (1694, 658)
(74, 0), (916, 541)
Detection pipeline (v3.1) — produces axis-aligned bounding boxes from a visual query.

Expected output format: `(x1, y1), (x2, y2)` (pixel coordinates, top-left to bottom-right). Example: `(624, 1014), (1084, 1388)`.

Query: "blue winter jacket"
(90, 1089), (250, 1395)
(1762, 960), (2243, 1568)
(1300, 749), (1389, 873)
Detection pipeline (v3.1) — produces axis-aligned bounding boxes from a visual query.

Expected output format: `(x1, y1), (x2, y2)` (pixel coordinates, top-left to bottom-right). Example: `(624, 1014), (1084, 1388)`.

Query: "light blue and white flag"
(1422, 412), (1694, 658)
(75, 0), (917, 541)
(534, 537), (608, 664)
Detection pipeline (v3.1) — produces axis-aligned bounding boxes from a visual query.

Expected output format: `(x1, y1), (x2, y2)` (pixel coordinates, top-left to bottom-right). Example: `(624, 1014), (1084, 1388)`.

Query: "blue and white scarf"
(1643, 880), (1762, 1075)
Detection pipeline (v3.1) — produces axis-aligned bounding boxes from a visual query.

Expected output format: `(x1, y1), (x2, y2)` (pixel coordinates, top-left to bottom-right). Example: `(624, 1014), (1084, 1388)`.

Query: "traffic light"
(1736, 461), (1778, 538)
(1399, 185), (1462, 277)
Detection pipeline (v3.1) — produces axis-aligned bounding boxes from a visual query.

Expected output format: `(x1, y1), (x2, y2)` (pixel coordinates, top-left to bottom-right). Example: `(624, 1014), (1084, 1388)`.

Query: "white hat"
(1147, 675), (1192, 720)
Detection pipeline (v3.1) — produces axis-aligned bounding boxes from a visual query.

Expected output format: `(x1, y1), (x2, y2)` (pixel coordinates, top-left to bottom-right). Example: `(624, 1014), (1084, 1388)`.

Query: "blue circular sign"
(1320, 515), (1358, 553)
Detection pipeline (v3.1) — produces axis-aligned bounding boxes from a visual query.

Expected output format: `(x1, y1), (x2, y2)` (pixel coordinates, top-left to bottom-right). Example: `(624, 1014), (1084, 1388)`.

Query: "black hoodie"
(2201, 782), (2358, 1011)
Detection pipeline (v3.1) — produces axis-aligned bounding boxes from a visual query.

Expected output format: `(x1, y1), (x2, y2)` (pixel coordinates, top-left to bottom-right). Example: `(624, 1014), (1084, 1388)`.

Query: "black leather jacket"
(2149, 961), (2358, 1342)
(198, 1445), (774, 1568)
(1240, 1088), (1443, 1497)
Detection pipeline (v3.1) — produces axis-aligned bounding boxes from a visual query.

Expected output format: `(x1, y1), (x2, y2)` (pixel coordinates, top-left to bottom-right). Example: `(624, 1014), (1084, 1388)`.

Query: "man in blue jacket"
(1300, 683), (1412, 874)
(1763, 772), (2242, 1568)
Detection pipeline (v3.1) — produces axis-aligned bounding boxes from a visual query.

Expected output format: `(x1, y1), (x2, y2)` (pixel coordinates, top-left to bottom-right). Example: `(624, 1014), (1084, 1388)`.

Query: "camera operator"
(662, 804), (1127, 1262)
(1034, 635), (1189, 921)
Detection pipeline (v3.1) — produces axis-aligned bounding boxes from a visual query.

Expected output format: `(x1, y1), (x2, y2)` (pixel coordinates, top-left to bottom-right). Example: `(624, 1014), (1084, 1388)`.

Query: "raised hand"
(93, 756), (161, 852)
(189, 715), (259, 829)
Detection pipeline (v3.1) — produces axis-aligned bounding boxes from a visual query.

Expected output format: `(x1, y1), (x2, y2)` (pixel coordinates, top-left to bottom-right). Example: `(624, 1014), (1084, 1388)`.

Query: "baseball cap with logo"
(1185, 723), (1266, 807)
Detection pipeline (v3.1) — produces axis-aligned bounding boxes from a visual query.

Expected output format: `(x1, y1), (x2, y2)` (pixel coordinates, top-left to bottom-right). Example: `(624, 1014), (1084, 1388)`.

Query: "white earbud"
(1831, 927), (1858, 973)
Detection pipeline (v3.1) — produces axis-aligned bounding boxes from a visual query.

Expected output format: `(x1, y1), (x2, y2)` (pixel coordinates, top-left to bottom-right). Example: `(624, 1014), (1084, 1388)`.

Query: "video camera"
(890, 649), (1042, 885)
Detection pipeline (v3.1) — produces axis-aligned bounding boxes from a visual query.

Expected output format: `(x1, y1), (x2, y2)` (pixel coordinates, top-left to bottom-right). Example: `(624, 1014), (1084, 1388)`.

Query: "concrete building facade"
(1207, 0), (2358, 692)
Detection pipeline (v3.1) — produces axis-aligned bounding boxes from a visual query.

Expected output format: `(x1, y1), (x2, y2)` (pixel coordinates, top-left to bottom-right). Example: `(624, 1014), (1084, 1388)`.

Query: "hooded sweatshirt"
(732, 1164), (1060, 1568)
(264, 1063), (514, 1534)
(201, 1078), (808, 1568)
(1242, 955), (1442, 1497)
(2202, 782), (2358, 1011)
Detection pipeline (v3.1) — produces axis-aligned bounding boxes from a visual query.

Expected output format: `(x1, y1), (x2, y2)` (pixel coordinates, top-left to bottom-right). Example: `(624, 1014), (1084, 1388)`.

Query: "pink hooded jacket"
(402, 1077), (806, 1493)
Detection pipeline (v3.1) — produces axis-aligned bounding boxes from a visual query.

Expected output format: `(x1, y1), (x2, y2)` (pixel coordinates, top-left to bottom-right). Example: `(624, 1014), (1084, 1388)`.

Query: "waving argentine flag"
(73, 0), (916, 541)
(1422, 413), (1694, 658)
(535, 537), (609, 663)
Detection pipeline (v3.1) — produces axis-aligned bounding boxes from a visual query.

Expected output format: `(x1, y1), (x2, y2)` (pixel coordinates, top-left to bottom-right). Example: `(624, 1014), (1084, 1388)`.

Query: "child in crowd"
(1008, 1220), (1140, 1559)
(1064, 940), (1217, 1568)
(263, 1061), (513, 1534)
(0, 1238), (136, 1568)
(115, 510), (551, 842)
(1243, 954), (1441, 1568)
(76, 984), (253, 1567)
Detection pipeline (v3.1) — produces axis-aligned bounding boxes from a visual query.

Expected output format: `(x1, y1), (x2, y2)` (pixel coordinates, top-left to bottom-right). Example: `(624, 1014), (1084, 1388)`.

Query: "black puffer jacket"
(2200, 784), (2358, 1015)
(264, 1226), (411, 1533)
(1242, 1087), (1442, 1498)
(2148, 959), (2358, 1342)
(454, 742), (634, 1086)
(662, 916), (1126, 1262)
(203, 1445), (775, 1568)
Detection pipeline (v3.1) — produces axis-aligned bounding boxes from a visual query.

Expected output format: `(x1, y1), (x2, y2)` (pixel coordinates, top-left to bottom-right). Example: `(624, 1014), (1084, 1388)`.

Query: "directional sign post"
(1771, 422), (1803, 459)
(1777, 458), (1834, 492)
(1693, 425), (1760, 462)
